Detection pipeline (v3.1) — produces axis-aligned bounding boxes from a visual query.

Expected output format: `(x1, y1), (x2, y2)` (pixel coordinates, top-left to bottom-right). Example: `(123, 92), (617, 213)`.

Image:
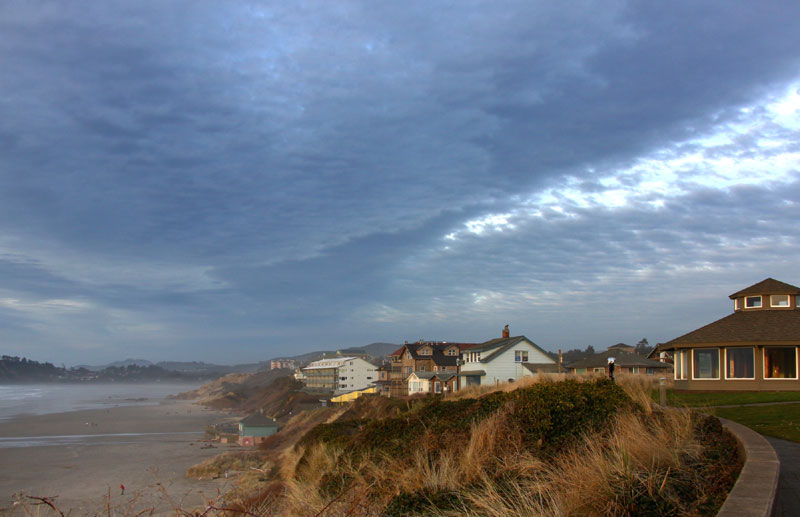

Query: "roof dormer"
(729, 278), (800, 312)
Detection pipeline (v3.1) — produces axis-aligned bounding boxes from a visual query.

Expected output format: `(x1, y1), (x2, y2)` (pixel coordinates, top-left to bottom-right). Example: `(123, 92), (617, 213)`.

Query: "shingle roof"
(729, 278), (800, 298)
(458, 370), (486, 376)
(240, 413), (276, 426)
(565, 351), (670, 369)
(521, 363), (561, 374)
(404, 343), (461, 367)
(661, 310), (800, 348)
(410, 371), (457, 382)
(468, 335), (555, 364)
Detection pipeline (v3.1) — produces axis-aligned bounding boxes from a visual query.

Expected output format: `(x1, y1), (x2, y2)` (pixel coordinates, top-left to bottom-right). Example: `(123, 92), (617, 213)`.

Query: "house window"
(366, 376), (372, 380)
(725, 348), (754, 379)
(674, 350), (689, 380)
(447, 349), (458, 356)
(770, 295), (790, 307)
(646, 368), (655, 375)
(420, 366), (425, 372)
(514, 350), (529, 362)
(734, 298), (741, 310)
(764, 347), (798, 379)
(692, 349), (720, 379)
(434, 381), (442, 393)
(593, 367), (605, 373)
(629, 367), (639, 374)
(745, 296), (762, 308)
(404, 367), (412, 376)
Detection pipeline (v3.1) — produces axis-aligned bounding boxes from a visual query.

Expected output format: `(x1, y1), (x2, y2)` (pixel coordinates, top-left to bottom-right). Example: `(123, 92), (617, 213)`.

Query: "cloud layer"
(1, 1), (799, 364)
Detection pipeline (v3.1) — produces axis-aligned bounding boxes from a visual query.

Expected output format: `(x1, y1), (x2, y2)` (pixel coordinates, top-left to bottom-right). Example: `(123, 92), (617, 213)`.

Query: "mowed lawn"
(655, 389), (800, 408)
(650, 389), (800, 443)
(712, 403), (800, 443)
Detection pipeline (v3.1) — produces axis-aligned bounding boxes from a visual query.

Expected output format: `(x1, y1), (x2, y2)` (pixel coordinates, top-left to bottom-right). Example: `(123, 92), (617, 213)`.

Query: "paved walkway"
(765, 437), (800, 516)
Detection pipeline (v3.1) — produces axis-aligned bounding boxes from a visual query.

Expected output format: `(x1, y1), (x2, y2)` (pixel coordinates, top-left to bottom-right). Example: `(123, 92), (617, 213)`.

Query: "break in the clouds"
(1, 1), (799, 364)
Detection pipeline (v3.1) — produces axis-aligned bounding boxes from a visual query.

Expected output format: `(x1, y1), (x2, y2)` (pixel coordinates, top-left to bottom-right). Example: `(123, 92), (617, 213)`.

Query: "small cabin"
(238, 413), (278, 446)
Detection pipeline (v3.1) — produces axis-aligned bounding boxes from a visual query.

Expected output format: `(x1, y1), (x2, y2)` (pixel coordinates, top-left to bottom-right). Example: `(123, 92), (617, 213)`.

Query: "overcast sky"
(2, 1), (799, 365)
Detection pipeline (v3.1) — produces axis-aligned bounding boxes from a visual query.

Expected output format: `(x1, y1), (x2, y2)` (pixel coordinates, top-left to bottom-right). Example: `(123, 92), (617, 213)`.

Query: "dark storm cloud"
(0, 1), (799, 362)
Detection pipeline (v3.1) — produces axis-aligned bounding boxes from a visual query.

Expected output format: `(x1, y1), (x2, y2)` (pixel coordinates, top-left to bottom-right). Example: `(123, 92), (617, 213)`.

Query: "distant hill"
(270, 342), (401, 366)
(75, 358), (153, 371)
(75, 359), (265, 375)
(0, 355), (215, 383)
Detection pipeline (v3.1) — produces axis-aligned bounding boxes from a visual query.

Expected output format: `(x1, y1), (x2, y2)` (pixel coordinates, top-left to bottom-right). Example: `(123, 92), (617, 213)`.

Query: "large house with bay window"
(657, 278), (800, 391)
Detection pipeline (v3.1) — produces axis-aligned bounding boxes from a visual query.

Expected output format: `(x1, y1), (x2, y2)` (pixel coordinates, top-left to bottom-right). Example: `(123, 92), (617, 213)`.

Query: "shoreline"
(0, 398), (242, 514)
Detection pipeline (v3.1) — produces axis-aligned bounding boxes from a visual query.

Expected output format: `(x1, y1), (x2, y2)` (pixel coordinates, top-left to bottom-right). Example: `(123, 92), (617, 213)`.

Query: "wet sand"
(0, 399), (241, 514)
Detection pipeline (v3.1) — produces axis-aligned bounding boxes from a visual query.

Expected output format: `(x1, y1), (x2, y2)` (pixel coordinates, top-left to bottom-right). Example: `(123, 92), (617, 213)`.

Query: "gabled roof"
(409, 371), (457, 382)
(239, 413), (276, 427)
(565, 351), (669, 369)
(468, 335), (555, 364)
(729, 278), (800, 298)
(401, 343), (462, 367)
(661, 310), (800, 348)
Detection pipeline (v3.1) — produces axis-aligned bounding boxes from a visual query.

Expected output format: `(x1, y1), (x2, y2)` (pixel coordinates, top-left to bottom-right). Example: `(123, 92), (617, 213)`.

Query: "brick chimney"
(502, 325), (510, 338)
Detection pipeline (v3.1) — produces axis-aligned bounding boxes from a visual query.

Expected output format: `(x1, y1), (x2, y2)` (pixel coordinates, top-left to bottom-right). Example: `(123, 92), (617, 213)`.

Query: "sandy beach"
(0, 398), (241, 515)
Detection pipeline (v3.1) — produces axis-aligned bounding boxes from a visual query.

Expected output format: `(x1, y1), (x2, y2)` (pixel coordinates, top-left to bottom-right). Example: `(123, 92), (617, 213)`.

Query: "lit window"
(693, 349), (720, 379)
(745, 296), (762, 308)
(764, 348), (797, 379)
(514, 350), (529, 362)
(725, 348), (754, 379)
(771, 295), (790, 307)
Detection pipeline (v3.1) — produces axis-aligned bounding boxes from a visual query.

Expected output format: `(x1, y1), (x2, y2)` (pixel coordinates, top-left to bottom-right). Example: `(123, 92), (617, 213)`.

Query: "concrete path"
(765, 437), (800, 516)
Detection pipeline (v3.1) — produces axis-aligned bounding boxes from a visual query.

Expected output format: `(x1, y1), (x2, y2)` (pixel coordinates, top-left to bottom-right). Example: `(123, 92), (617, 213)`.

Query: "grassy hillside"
(198, 377), (741, 516)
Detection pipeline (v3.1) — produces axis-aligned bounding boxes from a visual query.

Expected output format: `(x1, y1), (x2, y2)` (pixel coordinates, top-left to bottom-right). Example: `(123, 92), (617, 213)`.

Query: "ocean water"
(0, 383), (201, 421)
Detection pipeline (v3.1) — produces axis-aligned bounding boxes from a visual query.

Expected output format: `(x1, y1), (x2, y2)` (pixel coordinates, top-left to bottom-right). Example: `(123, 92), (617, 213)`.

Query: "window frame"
(724, 347), (755, 380)
(770, 295), (790, 307)
(692, 348), (720, 380)
(744, 296), (762, 308)
(674, 349), (689, 380)
(734, 298), (741, 310)
(763, 347), (799, 380)
(514, 350), (529, 363)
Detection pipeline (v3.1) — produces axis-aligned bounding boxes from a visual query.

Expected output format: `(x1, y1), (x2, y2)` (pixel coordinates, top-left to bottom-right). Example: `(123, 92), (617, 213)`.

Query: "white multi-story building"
(301, 356), (377, 395)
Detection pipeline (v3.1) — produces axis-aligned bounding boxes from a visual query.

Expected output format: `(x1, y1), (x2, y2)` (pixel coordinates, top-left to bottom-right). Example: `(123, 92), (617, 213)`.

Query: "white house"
(458, 329), (557, 389)
(301, 356), (377, 395)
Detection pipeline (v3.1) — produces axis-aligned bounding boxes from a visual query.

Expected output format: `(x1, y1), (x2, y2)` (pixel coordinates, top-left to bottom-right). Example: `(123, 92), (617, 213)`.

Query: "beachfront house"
(238, 413), (278, 446)
(656, 278), (800, 391)
(389, 340), (477, 396)
(457, 326), (558, 389)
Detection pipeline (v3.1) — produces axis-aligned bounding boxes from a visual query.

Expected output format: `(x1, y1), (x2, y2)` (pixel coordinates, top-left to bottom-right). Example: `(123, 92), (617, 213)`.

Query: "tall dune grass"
(240, 375), (738, 516)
